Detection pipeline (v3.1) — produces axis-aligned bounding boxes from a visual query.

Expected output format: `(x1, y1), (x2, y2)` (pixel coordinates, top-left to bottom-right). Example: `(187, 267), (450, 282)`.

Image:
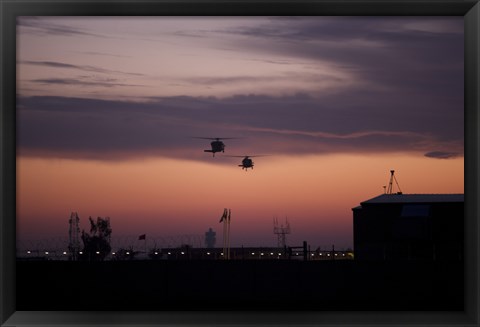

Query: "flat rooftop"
(360, 193), (464, 204)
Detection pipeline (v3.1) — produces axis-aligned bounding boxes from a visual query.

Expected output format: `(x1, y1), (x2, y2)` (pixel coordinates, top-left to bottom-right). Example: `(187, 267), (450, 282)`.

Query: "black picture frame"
(2, 1), (479, 326)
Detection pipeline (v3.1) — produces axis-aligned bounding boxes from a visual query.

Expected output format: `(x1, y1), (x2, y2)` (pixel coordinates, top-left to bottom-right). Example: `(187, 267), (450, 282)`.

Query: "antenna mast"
(386, 170), (403, 194)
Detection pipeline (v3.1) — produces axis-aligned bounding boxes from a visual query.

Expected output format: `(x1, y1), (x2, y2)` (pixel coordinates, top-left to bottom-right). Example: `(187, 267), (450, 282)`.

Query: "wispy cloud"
(17, 94), (464, 161)
(187, 75), (273, 85)
(183, 72), (343, 87)
(21, 60), (145, 77)
(240, 126), (429, 140)
(18, 17), (107, 38)
(31, 78), (145, 88)
(215, 17), (464, 95)
(75, 51), (132, 58)
(424, 151), (460, 159)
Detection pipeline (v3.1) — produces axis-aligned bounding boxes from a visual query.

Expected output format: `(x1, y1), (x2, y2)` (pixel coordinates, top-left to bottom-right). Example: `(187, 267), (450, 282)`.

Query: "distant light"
(295, 253), (299, 256)
(327, 253), (330, 256)
(311, 253), (314, 256)
(45, 251), (49, 255)
(278, 253), (282, 256)
(63, 252), (67, 255)
(154, 252), (158, 255)
(112, 252), (116, 255)
(260, 253), (264, 256)
(251, 252), (255, 255)
(320, 253), (323, 256)
(27, 251), (31, 254)
(207, 252), (210, 255)
(342, 253), (345, 256)
(221, 253), (224, 256)
(126, 252), (130, 255)
(167, 252), (171, 255)
(335, 253), (338, 256)
(96, 251), (100, 254)
(79, 251), (83, 254)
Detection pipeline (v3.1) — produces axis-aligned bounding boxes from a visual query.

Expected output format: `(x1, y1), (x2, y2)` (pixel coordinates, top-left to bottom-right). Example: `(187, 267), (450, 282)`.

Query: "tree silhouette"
(80, 217), (112, 261)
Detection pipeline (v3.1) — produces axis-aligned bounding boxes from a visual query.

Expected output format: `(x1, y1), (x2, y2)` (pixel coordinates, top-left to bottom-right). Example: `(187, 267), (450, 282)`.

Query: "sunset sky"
(16, 16), (464, 249)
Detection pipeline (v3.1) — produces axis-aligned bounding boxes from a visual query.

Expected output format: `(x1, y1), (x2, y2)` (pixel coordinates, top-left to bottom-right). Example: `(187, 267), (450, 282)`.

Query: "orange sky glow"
(17, 153), (463, 248)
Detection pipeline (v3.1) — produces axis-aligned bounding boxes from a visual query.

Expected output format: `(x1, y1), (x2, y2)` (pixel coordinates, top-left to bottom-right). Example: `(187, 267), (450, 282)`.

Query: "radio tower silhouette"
(385, 170), (403, 194)
(273, 217), (291, 248)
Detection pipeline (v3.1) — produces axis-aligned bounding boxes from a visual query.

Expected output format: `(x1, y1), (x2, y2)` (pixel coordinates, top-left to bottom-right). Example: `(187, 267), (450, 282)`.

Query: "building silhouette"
(205, 227), (216, 248)
(352, 193), (464, 260)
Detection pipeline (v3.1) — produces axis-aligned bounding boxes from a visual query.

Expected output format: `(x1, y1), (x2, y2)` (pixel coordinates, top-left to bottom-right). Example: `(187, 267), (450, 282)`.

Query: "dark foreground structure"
(17, 259), (462, 311)
(353, 193), (464, 261)
(16, 193), (464, 311)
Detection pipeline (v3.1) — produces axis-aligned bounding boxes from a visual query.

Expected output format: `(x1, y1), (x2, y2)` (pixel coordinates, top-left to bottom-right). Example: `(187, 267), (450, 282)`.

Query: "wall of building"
(353, 201), (463, 261)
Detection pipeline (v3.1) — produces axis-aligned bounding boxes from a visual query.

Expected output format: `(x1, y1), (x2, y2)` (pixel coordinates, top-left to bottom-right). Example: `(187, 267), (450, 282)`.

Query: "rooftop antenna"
(386, 170), (403, 194)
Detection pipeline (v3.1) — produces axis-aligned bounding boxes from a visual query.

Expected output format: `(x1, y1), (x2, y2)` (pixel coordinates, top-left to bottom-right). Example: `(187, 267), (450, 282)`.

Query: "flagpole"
(227, 209), (231, 260)
(223, 208), (227, 259)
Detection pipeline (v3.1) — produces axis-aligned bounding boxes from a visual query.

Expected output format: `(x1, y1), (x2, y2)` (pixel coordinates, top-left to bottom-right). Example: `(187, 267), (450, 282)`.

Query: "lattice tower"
(273, 217), (291, 248)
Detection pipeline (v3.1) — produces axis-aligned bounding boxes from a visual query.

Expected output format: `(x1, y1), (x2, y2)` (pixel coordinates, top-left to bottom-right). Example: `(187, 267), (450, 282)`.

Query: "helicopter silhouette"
(193, 137), (237, 157)
(227, 155), (269, 171)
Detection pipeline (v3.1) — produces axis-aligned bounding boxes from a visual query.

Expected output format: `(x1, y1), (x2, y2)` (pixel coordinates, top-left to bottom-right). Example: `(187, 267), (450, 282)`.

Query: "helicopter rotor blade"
(192, 137), (216, 140)
(192, 137), (240, 140)
(225, 155), (271, 158)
